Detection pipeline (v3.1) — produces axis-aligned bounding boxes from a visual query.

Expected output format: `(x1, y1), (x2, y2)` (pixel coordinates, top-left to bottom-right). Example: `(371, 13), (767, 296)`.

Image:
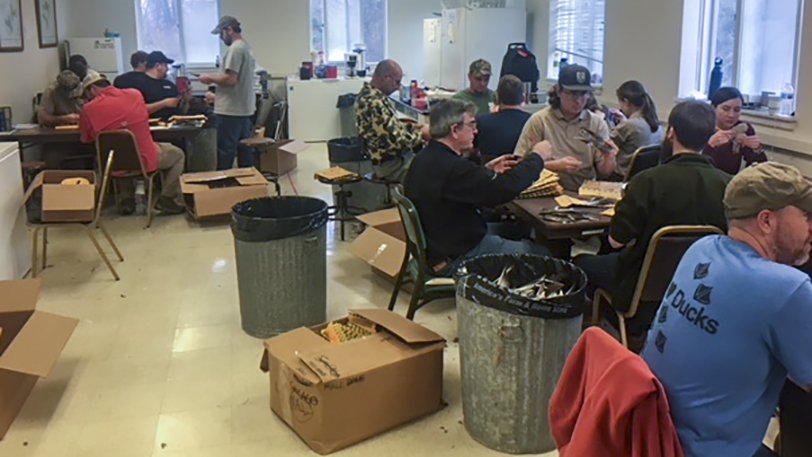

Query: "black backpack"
(500, 43), (540, 93)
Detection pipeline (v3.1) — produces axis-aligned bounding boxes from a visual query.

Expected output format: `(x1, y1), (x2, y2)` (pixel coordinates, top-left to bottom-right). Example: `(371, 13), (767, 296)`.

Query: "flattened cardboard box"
(0, 279), (78, 439)
(23, 170), (97, 222)
(180, 167), (270, 219)
(349, 208), (406, 280)
(262, 309), (445, 454)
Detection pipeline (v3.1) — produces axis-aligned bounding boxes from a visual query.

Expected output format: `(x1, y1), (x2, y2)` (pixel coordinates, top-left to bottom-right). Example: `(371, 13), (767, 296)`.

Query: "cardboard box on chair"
(0, 279), (78, 439)
(261, 309), (445, 454)
(23, 170), (97, 223)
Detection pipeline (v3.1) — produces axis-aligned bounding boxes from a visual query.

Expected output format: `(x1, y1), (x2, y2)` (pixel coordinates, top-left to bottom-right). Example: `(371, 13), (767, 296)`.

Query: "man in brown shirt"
(37, 70), (83, 127)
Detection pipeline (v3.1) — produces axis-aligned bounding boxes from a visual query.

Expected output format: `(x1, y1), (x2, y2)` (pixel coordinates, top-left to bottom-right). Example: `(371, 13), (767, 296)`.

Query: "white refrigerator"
(0, 142), (31, 280)
(67, 37), (125, 81)
(423, 18), (443, 88)
(438, 8), (527, 91)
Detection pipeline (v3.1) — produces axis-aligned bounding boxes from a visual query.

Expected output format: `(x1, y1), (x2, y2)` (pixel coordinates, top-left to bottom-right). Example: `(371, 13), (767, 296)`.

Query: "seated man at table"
(113, 50), (149, 88)
(453, 59), (496, 117)
(404, 99), (550, 273)
(475, 74), (531, 164)
(356, 59), (428, 183)
(574, 101), (730, 341)
(37, 70), (83, 127)
(642, 162), (812, 457)
(513, 65), (617, 191)
(114, 51), (190, 120)
(79, 73), (186, 215)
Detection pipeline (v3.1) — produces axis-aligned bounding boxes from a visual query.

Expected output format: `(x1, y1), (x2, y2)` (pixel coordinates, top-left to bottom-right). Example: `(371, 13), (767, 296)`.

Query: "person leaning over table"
(404, 98), (550, 275)
(356, 59), (430, 183)
(452, 59), (497, 117)
(573, 101), (730, 347)
(609, 80), (664, 179)
(703, 86), (767, 174)
(199, 15), (256, 170)
(513, 64), (618, 191)
(642, 161), (812, 457)
(79, 73), (186, 215)
(37, 70), (83, 127)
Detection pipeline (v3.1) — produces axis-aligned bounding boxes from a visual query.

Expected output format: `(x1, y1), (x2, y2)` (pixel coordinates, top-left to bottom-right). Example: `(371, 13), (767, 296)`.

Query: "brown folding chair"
(592, 225), (724, 349)
(624, 144), (661, 181)
(29, 150), (124, 280)
(96, 129), (161, 228)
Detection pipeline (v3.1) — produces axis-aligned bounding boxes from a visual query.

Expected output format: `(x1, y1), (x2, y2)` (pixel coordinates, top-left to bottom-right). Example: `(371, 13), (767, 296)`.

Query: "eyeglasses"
(456, 120), (477, 131)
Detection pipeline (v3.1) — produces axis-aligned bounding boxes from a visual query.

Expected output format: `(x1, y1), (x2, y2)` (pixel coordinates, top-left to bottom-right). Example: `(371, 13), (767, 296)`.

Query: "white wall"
(388, 0), (441, 82)
(0, 0), (63, 123)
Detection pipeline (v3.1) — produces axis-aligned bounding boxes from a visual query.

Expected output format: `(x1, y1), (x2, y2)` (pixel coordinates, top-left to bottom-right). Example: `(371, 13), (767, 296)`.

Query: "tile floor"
(0, 143), (559, 457)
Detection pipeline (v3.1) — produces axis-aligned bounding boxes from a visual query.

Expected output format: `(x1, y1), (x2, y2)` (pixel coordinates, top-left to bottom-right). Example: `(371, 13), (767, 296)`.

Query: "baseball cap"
(56, 70), (80, 91)
(558, 64), (592, 92)
(211, 15), (240, 34)
(147, 51), (174, 66)
(724, 162), (812, 219)
(81, 70), (106, 91)
(469, 59), (492, 77)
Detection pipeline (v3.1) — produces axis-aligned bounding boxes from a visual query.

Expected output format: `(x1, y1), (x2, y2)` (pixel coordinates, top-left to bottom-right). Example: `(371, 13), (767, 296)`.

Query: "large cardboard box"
(261, 309), (445, 454)
(23, 170), (97, 222)
(0, 279), (78, 439)
(256, 139), (309, 175)
(180, 167), (270, 220)
(349, 208), (406, 280)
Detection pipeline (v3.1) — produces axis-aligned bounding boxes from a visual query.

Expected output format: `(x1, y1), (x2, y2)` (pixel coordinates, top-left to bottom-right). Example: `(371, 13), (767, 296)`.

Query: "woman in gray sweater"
(610, 80), (664, 179)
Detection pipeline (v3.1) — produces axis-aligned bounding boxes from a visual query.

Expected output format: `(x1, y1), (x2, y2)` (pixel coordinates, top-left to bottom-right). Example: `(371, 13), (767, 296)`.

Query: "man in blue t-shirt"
(642, 161), (812, 457)
(475, 74), (532, 164)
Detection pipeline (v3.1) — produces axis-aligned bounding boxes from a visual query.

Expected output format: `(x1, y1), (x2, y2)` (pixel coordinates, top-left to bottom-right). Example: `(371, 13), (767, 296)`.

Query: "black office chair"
(625, 144), (661, 181)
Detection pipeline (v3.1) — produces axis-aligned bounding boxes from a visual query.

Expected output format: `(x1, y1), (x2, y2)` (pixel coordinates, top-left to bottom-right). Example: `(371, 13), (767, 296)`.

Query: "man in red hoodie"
(80, 72), (185, 214)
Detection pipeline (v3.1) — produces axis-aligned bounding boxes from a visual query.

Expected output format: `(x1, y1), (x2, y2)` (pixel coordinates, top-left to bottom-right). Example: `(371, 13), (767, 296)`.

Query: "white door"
(423, 19), (442, 88)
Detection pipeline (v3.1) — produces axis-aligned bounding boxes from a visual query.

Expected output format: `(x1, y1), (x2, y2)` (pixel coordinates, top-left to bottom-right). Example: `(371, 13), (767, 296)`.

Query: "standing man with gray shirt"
(200, 15), (256, 170)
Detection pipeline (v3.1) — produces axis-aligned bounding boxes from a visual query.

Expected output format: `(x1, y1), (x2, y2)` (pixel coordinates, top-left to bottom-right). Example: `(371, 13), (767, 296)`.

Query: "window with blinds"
(547, 0), (606, 84)
(311, 0), (387, 64)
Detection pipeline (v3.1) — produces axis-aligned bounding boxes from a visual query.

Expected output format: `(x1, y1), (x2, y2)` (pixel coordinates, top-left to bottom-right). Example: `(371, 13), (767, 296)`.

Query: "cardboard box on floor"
(0, 279), (78, 439)
(242, 137), (309, 176)
(23, 170), (97, 222)
(261, 309), (445, 454)
(349, 208), (406, 281)
(180, 167), (270, 220)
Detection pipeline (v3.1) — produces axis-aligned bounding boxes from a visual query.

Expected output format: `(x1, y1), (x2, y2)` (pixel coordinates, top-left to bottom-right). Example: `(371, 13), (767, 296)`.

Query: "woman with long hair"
(703, 87), (767, 174)
(610, 80), (664, 178)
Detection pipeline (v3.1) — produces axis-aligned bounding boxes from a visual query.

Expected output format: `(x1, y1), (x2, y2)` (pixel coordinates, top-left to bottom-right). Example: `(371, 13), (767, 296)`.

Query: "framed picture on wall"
(0, 0), (23, 52)
(36, 0), (57, 48)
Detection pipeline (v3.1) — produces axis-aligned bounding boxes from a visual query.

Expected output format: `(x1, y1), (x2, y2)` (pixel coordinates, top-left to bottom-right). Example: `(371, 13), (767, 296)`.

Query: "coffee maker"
(352, 43), (367, 77)
(344, 53), (359, 77)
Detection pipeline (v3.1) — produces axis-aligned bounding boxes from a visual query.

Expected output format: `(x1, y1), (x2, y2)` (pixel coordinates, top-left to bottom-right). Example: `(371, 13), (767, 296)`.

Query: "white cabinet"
(286, 77), (368, 142)
(0, 142), (31, 280)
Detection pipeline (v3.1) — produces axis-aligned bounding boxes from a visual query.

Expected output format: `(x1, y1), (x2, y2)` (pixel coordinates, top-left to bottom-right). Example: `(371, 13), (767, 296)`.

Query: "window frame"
(133, 0), (221, 68)
(546, 0), (607, 86)
(309, 0), (388, 66)
(689, 0), (803, 109)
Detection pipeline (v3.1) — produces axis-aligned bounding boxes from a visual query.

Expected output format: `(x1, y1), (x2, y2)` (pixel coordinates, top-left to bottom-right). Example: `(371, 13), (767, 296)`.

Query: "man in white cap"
(642, 162), (812, 457)
(199, 16), (256, 170)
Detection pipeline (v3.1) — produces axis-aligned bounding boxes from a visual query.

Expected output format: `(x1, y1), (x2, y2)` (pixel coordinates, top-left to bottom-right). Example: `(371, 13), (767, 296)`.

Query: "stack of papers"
(518, 169), (564, 199)
(166, 114), (207, 128)
(578, 180), (624, 201)
(314, 166), (359, 183)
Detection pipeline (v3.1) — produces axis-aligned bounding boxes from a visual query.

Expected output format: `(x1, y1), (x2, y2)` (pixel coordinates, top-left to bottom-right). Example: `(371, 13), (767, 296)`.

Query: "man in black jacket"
(404, 99), (550, 273)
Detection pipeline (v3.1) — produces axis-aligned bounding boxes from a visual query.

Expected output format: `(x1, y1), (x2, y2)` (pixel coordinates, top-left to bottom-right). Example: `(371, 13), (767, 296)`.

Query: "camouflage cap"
(56, 70), (80, 91)
(211, 16), (240, 34)
(468, 59), (492, 77)
(724, 162), (812, 219)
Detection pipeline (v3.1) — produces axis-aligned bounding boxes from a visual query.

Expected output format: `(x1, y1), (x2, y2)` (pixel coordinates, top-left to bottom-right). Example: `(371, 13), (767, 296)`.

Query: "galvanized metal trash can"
(455, 254), (586, 454)
(231, 197), (328, 338)
(188, 114), (217, 172)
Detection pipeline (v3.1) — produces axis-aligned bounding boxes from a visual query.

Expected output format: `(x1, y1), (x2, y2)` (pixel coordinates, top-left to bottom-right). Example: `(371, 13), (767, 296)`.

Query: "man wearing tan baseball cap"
(452, 59), (496, 116)
(642, 161), (812, 457)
